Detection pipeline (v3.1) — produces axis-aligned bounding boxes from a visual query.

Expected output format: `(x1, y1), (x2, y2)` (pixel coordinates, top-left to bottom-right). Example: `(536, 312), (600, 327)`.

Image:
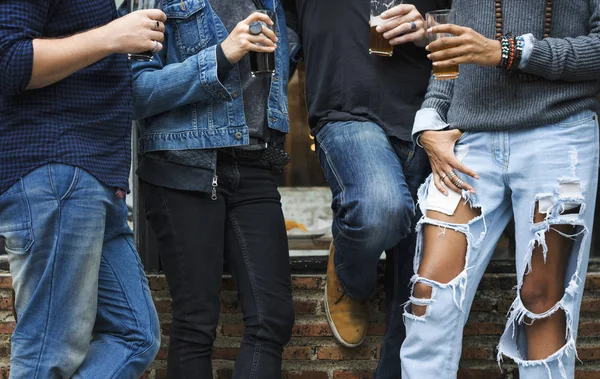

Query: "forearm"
(27, 27), (112, 90)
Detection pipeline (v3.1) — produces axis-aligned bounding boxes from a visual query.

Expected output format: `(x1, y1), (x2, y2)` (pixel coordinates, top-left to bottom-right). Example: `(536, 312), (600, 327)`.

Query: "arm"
(132, 11), (277, 119)
(521, 0), (600, 81)
(0, 1), (166, 95)
(412, 75), (455, 143)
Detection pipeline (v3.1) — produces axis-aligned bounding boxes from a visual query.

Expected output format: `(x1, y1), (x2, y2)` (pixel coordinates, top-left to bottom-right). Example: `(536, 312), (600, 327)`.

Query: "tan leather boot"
(324, 242), (368, 348)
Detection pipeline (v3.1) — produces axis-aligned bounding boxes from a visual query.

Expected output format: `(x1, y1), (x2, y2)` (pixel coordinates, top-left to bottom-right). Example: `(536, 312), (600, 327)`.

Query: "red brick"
(283, 371), (328, 379)
(213, 347), (239, 360)
(217, 368), (233, 379)
(0, 322), (15, 334)
(293, 300), (318, 314)
(292, 276), (323, 290)
(156, 346), (169, 360)
(457, 368), (506, 379)
(579, 346), (600, 361)
(585, 274), (600, 290)
(161, 323), (171, 337)
(581, 298), (600, 313)
(155, 368), (167, 379)
(317, 346), (374, 360)
(282, 346), (312, 360)
(0, 276), (12, 289)
(221, 324), (244, 337)
(366, 323), (385, 336)
(153, 299), (171, 313)
(0, 298), (13, 312)
(292, 324), (332, 337)
(580, 321), (600, 337)
(333, 371), (373, 379)
(463, 322), (505, 336)
(460, 347), (489, 360)
(147, 276), (168, 291)
(575, 371), (600, 379)
(470, 298), (495, 312)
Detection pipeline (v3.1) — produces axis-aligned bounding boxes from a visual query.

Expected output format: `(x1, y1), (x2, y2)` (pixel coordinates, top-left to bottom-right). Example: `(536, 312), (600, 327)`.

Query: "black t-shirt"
(294, 0), (448, 141)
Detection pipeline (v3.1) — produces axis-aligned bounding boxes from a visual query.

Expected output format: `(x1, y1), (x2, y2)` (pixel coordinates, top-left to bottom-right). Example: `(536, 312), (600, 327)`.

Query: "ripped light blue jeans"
(401, 111), (599, 379)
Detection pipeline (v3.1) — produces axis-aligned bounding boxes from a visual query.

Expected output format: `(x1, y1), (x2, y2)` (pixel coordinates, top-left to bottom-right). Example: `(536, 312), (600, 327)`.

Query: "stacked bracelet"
(497, 34), (524, 71)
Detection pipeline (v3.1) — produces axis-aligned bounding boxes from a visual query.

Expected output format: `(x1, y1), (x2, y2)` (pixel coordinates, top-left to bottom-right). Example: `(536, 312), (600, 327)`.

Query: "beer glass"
(249, 10), (276, 78)
(425, 9), (459, 80)
(128, 0), (163, 62)
(369, 0), (402, 57)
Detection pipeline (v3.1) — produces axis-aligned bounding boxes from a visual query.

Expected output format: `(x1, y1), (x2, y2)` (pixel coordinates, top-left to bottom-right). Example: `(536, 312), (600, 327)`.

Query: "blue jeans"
(316, 121), (430, 379)
(0, 163), (160, 379)
(401, 112), (599, 379)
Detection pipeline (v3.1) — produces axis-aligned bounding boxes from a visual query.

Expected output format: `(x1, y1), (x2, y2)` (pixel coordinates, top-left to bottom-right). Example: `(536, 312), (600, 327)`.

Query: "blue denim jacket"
(131, 0), (290, 158)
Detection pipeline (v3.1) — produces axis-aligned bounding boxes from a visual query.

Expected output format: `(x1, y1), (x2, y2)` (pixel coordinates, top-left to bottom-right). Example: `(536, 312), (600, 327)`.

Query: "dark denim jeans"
(315, 121), (430, 379)
(143, 152), (294, 379)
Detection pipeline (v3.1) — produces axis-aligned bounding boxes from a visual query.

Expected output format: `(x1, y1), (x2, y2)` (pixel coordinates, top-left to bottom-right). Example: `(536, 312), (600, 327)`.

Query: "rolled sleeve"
(0, 1), (48, 96)
(412, 108), (450, 145)
(198, 45), (232, 102)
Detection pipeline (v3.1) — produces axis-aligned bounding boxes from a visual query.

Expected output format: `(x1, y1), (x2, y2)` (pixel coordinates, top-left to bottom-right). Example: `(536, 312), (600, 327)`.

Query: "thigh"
(315, 121), (413, 216)
(510, 113), (599, 292)
(143, 182), (226, 327)
(225, 164), (293, 336)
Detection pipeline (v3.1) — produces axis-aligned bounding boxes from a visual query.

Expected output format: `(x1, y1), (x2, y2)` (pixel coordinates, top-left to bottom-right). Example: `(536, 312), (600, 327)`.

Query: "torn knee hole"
(409, 282), (433, 317)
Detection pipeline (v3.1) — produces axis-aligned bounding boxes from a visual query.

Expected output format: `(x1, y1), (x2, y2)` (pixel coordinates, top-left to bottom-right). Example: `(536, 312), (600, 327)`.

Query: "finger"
(428, 45), (470, 63)
(433, 172), (449, 196)
(140, 9), (167, 22)
(148, 30), (165, 43)
(426, 36), (463, 52)
(246, 43), (277, 53)
(427, 24), (465, 36)
(259, 26), (278, 43)
(244, 12), (274, 26)
(247, 34), (277, 47)
(383, 19), (421, 39)
(389, 29), (426, 45)
(380, 4), (414, 19)
(146, 40), (163, 54)
(442, 169), (464, 194)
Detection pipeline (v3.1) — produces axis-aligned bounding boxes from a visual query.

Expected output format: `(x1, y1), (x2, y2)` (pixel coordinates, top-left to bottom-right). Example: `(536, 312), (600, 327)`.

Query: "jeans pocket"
(0, 180), (34, 255)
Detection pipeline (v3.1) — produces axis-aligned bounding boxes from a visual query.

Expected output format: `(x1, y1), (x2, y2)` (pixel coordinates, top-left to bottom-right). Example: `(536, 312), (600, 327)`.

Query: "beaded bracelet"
(511, 36), (525, 70)
(498, 36), (511, 68)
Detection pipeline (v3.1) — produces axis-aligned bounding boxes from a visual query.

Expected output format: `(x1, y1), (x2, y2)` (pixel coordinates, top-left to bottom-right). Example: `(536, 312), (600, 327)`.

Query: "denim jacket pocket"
(0, 180), (34, 255)
(163, 0), (209, 57)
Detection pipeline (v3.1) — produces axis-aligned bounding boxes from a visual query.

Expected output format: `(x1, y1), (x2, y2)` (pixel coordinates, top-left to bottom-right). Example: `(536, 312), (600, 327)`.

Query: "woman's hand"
(426, 24), (502, 68)
(377, 4), (427, 46)
(221, 12), (278, 64)
(420, 129), (479, 195)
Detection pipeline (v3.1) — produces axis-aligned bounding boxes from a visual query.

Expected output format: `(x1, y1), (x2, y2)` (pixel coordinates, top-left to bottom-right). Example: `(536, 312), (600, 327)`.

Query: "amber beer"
(431, 46), (459, 80)
(369, 16), (393, 57)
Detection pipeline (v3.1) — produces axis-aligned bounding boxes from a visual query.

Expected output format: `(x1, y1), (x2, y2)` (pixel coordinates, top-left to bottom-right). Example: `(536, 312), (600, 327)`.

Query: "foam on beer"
(369, 15), (385, 27)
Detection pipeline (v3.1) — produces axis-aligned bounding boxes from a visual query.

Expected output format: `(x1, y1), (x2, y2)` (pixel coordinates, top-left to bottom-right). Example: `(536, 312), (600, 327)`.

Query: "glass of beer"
(249, 10), (276, 78)
(369, 0), (402, 57)
(128, 0), (163, 62)
(425, 9), (458, 80)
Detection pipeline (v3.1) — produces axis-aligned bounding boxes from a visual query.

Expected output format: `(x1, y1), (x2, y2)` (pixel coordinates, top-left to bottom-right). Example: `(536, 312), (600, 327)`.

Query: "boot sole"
(324, 285), (365, 348)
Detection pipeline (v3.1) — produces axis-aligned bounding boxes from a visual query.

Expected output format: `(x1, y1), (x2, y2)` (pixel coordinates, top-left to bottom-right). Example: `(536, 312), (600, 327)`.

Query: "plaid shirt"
(0, 0), (133, 194)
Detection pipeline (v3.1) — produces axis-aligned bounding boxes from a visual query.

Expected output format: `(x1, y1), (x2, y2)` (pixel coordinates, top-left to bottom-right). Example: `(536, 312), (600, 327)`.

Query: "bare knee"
(411, 282), (433, 317)
(520, 280), (562, 314)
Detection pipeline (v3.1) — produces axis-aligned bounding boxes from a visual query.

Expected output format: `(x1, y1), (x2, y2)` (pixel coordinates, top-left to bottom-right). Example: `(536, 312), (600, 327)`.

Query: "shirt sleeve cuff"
(412, 108), (450, 145)
(518, 33), (535, 70)
(197, 45), (232, 102)
(216, 43), (235, 81)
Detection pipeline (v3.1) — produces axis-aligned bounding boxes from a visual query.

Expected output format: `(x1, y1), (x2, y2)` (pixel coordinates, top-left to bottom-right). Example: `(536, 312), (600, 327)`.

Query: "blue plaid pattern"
(0, 0), (133, 194)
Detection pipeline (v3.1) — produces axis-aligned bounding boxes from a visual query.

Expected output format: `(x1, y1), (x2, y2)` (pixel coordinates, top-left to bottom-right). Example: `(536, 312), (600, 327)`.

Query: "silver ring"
(155, 21), (160, 30)
(447, 170), (457, 179)
(151, 40), (159, 53)
(249, 21), (263, 36)
(410, 21), (417, 31)
(439, 173), (448, 182)
(454, 178), (464, 189)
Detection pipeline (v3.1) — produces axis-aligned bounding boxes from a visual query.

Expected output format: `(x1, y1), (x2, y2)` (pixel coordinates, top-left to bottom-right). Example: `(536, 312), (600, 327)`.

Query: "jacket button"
(269, 118), (277, 123)
(235, 132), (243, 140)
(273, 76), (279, 82)
(231, 91), (238, 99)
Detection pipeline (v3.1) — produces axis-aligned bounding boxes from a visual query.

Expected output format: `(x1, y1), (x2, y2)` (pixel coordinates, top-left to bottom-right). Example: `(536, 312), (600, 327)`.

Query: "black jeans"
(143, 152), (294, 379)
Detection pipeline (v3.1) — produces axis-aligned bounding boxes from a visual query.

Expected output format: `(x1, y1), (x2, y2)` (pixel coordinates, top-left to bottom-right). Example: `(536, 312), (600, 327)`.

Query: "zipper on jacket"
(211, 169), (218, 201)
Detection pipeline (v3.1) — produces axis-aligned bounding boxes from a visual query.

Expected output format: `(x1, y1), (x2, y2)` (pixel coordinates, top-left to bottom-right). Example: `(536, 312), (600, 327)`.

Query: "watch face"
(249, 21), (264, 35)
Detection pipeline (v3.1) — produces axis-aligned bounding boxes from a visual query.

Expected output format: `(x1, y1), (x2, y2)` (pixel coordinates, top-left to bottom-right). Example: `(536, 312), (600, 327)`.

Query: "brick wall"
(0, 272), (598, 378)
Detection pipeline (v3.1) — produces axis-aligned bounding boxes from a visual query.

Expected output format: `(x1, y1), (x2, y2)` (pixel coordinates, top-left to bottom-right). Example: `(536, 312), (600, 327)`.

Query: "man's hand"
(377, 4), (427, 46)
(104, 9), (167, 55)
(221, 12), (278, 64)
(426, 24), (502, 68)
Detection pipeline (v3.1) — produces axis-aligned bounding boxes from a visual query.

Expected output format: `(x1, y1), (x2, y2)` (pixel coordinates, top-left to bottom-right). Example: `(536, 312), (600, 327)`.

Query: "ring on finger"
(151, 40), (159, 53)
(454, 178), (464, 189)
(249, 21), (263, 36)
(410, 21), (417, 31)
(152, 21), (160, 30)
(439, 173), (448, 182)
(447, 170), (457, 179)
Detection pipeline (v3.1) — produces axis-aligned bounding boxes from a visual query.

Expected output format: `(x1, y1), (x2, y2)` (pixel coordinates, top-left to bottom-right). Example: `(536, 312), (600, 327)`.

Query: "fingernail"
(376, 26), (382, 32)
(474, 175), (480, 179)
(425, 45), (430, 51)
(381, 12), (386, 18)
(427, 54), (431, 59)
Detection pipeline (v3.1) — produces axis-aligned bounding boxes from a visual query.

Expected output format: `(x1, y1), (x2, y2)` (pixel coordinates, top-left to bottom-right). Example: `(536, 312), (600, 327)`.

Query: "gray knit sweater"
(413, 0), (600, 137)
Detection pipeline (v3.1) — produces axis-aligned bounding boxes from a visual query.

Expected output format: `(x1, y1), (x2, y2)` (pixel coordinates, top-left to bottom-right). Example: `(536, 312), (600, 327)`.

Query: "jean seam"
(227, 213), (264, 377)
(47, 164), (80, 201)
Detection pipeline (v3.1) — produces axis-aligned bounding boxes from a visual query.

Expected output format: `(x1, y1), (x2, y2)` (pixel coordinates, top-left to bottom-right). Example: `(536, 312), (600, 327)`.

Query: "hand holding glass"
(249, 10), (276, 77)
(369, 0), (402, 57)
(426, 9), (459, 80)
